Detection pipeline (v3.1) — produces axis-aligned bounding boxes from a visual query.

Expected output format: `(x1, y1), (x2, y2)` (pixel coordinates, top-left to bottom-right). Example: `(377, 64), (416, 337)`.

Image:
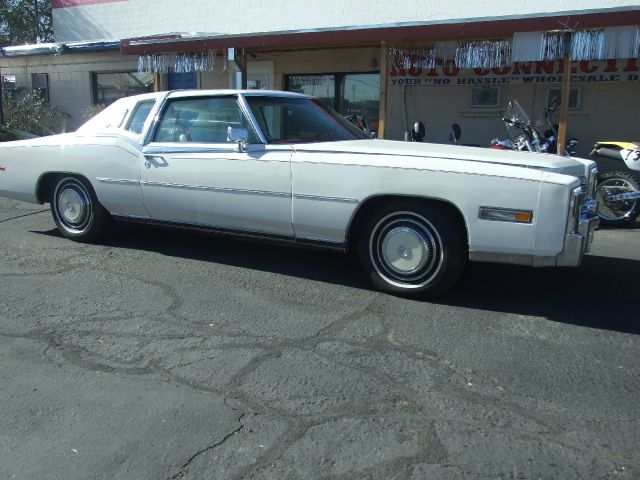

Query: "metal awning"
(1, 41), (120, 58)
(120, 8), (640, 54)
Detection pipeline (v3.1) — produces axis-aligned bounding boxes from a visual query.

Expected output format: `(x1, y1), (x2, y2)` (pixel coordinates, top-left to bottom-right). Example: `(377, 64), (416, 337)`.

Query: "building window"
(247, 76), (268, 90)
(470, 86), (500, 108)
(546, 87), (582, 110)
(285, 72), (380, 128)
(1, 74), (18, 100)
(31, 73), (49, 101)
(92, 72), (155, 106)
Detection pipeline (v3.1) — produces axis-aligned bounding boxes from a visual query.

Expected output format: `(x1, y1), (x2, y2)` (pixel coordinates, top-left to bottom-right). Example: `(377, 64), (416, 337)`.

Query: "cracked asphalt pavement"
(1, 197), (639, 479)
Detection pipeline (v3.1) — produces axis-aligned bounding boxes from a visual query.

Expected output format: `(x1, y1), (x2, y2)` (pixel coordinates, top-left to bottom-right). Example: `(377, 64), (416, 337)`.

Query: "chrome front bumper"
(555, 213), (599, 266)
(470, 169), (600, 269)
(555, 190), (599, 267)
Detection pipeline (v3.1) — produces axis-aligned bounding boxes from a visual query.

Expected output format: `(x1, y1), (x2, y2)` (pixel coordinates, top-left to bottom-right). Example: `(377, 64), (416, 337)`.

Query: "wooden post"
(235, 50), (248, 90)
(242, 51), (248, 90)
(378, 41), (389, 139)
(154, 73), (161, 92)
(557, 50), (571, 156)
(229, 49), (249, 89)
(0, 68), (4, 126)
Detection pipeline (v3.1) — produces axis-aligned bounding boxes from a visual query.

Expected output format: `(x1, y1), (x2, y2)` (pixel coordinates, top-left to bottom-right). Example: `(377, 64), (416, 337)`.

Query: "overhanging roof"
(1, 41), (120, 58)
(121, 7), (640, 54)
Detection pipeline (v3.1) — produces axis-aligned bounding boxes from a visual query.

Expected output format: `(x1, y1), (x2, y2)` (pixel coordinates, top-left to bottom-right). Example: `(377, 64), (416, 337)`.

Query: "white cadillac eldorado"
(0, 90), (599, 298)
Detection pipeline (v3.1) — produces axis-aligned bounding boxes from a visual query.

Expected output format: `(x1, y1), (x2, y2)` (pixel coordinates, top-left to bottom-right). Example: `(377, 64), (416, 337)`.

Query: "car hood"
(293, 139), (589, 179)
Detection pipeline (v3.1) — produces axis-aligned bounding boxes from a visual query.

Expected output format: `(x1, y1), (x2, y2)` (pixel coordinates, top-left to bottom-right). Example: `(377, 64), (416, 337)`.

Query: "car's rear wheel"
(50, 176), (110, 242)
(357, 202), (467, 298)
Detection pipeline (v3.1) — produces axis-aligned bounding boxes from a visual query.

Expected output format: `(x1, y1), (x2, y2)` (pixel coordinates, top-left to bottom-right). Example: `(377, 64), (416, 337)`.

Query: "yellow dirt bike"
(590, 141), (640, 226)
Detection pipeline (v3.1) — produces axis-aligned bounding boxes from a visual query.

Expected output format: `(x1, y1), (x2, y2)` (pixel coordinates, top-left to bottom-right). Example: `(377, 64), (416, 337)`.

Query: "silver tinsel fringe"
(571, 30), (605, 61)
(138, 50), (220, 74)
(455, 40), (512, 68)
(541, 32), (564, 61)
(391, 40), (512, 70)
(542, 30), (606, 61)
(390, 47), (437, 70)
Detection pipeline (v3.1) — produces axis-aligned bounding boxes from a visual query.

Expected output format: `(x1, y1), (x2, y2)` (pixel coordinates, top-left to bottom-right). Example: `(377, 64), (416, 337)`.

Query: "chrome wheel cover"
(54, 179), (92, 233)
(369, 212), (444, 289)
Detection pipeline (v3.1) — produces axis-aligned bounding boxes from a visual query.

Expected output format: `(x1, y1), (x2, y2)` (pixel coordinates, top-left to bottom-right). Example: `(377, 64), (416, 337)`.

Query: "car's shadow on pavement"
(446, 255), (639, 334)
(35, 223), (640, 335)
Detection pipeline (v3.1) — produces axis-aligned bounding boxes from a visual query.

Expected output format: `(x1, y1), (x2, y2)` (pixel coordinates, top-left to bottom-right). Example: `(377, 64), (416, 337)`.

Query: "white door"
(140, 95), (294, 237)
(247, 61), (274, 90)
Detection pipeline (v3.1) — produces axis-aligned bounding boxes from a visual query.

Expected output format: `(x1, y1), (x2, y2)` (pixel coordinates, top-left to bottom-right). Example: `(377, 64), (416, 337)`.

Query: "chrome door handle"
(144, 155), (167, 168)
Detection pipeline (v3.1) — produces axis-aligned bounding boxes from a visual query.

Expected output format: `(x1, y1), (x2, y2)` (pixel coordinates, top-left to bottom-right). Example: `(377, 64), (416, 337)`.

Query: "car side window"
(152, 96), (260, 144)
(125, 100), (155, 134)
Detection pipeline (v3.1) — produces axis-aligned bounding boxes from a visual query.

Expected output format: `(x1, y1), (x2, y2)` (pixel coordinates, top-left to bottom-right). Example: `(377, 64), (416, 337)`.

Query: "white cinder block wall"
(53, 0), (639, 42)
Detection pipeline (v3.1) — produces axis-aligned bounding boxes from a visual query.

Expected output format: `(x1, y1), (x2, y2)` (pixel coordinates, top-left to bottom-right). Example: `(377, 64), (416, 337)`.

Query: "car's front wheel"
(50, 176), (110, 242)
(357, 202), (467, 298)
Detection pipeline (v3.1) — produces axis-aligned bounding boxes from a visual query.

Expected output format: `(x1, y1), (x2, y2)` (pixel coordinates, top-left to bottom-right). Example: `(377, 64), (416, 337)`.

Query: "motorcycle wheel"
(595, 171), (640, 227)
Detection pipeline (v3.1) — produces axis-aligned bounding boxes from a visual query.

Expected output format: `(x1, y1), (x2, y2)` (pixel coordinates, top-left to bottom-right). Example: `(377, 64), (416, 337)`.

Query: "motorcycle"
(404, 121), (425, 142)
(345, 110), (376, 138)
(490, 99), (577, 156)
(590, 141), (640, 226)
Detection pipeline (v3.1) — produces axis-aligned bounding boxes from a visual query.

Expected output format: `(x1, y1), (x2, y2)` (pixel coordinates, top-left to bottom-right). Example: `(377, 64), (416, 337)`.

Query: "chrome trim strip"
(294, 159), (555, 184)
(140, 180), (290, 198)
(143, 145), (238, 155)
(587, 166), (598, 199)
(96, 177), (141, 185)
(295, 236), (345, 250)
(142, 92), (171, 146)
(237, 94), (269, 145)
(113, 213), (291, 237)
(143, 94), (266, 147)
(110, 213), (149, 220)
(111, 214), (345, 251)
(293, 193), (359, 204)
(295, 149), (545, 170)
(566, 186), (584, 234)
(469, 251), (535, 267)
(470, 251), (559, 267)
(142, 145), (290, 160)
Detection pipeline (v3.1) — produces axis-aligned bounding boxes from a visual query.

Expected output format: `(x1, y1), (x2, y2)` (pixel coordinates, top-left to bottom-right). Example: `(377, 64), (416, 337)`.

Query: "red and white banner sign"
(390, 59), (640, 86)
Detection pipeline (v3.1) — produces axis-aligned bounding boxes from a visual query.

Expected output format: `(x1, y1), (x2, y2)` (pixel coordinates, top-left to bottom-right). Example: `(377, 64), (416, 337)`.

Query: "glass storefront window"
(285, 72), (379, 131)
(286, 74), (335, 110)
(92, 72), (155, 106)
(339, 73), (380, 124)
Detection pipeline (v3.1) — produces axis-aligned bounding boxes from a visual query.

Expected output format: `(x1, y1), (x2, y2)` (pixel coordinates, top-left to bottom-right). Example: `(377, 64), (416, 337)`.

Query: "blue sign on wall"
(168, 72), (197, 90)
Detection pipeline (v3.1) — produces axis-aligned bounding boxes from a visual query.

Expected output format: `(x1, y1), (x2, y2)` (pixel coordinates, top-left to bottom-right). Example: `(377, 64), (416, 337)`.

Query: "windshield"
(244, 96), (368, 144)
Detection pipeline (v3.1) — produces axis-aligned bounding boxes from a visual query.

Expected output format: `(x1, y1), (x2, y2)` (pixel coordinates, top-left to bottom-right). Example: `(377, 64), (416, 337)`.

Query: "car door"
(140, 95), (294, 237)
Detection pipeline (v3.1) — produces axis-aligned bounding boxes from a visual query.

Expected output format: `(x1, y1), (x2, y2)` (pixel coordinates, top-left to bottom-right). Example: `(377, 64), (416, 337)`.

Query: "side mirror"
(413, 121), (425, 142)
(450, 123), (461, 144)
(227, 126), (249, 152)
